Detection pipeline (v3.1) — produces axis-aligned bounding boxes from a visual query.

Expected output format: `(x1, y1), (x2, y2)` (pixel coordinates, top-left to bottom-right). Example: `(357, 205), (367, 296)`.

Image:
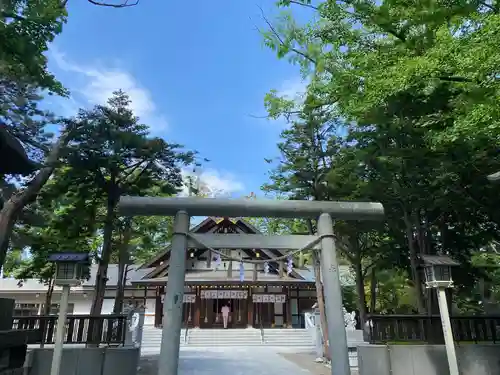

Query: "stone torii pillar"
(118, 196), (384, 375)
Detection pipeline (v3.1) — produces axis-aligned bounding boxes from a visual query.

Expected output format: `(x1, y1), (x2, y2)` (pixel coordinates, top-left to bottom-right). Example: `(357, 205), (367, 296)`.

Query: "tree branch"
(122, 160), (154, 186)
(287, 1), (319, 10)
(117, 159), (147, 184)
(87, 0), (139, 7)
(257, 6), (318, 66)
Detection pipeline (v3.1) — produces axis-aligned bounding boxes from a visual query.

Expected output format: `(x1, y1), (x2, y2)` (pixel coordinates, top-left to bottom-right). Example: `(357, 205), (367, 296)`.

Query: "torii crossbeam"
(118, 196), (384, 375)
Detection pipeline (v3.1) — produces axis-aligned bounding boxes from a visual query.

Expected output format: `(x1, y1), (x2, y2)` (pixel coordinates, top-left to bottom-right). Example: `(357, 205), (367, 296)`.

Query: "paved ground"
(280, 352), (359, 375)
(138, 347), (358, 375)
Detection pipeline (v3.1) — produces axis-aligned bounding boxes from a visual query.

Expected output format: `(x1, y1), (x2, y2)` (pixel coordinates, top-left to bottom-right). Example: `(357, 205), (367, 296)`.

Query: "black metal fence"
(12, 314), (127, 346)
(368, 314), (500, 344)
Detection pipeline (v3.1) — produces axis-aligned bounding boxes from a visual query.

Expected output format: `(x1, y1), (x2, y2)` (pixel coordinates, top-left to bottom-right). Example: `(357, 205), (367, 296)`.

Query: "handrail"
(259, 305), (264, 343)
(184, 314), (190, 343)
(367, 314), (500, 344)
(259, 321), (264, 343)
(12, 314), (127, 346)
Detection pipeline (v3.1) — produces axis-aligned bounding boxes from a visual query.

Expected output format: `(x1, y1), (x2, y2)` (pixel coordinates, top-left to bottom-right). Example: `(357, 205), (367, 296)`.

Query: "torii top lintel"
(118, 196), (384, 220)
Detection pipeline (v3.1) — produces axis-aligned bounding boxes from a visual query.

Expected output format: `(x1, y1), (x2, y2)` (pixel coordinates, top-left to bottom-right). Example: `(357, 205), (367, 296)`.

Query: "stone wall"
(25, 347), (140, 375)
(358, 344), (500, 375)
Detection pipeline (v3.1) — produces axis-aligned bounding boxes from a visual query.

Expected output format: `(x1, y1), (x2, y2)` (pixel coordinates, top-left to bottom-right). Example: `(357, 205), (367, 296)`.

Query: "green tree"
(10, 190), (95, 315)
(261, 106), (345, 359)
(52, 90), (195, 316)
(111, 213), (174, 314)
(0, 124), (75, 270)
(262, 0), (500, 314)
(0, 0), (72, 267)
(1, 0), (67, 94)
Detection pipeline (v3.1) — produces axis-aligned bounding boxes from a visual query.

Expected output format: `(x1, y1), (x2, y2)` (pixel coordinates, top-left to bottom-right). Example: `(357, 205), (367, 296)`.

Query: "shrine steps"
(262, 328), (315, 346)
(140, 326), (316, 349)
(141, 325), (188, 354)
(187, 328), (263, 346)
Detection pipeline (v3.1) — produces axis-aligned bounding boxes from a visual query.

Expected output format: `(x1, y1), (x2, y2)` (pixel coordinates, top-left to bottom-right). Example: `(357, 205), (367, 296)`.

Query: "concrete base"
(358, 344), (500, 375)
(25, 347), (140, 375)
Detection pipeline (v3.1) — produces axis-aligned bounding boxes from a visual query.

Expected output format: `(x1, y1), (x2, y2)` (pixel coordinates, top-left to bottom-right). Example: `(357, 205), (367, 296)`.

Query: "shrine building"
(132, 216), (321, 329)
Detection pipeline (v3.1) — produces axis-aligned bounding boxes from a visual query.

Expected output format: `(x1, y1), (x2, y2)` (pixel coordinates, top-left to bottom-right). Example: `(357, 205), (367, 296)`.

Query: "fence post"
(40, 317), (47, 348)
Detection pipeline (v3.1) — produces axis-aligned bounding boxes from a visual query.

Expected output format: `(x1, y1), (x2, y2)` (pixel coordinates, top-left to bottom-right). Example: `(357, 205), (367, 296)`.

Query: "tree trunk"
(40, 276), (55, 348)
(369, 268), (377, 314)
(403, 209), (425, 312)
(113, 264), (129, 314)
(113, 219), (132, 314)
(90, 194), (118, 317)
(0, 130), (72, 268)
(354, 260), (367, 327)
(43, 276), (55, 315)
(350, 232), (367, 326)
(312, 250), (330, 360)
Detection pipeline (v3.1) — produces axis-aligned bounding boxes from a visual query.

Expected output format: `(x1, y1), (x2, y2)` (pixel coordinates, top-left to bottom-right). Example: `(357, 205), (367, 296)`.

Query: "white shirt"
(221, 306), (230, 316)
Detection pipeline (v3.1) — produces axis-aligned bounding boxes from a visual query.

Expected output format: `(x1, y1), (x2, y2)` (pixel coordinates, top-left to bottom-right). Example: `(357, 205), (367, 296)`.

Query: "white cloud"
(260, 77), (309, 128)
(277, 77), (308, 102)
(49, 47), (168, 134)
(180, 168), (245, 198)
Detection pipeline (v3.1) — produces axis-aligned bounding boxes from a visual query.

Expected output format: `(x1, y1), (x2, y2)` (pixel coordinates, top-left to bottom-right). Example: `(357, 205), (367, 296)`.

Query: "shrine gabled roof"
(138, 216), (306, 282)
(132, 269), (313, 286)
(139, 216), (272, 270)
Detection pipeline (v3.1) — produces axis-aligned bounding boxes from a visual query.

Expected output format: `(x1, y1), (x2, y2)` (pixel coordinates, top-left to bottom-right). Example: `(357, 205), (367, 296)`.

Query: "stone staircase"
(140, 326), (316, 349)
(262, 328), (315, 347)
(141, 325), (187, 353)
(187, 328), (263, 346)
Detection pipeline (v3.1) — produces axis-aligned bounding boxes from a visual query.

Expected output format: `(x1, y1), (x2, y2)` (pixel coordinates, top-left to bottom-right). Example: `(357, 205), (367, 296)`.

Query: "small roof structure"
(420, 254), (460, 266)
(48, 253), (90, 263)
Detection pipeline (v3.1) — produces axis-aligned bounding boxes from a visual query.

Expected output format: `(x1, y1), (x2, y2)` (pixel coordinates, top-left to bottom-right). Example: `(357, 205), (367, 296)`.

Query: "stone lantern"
(420, 254), (460, 375)
(47, 252), (90, 375)
(48, 252), (90, 287)
(421, 255), (458, 289)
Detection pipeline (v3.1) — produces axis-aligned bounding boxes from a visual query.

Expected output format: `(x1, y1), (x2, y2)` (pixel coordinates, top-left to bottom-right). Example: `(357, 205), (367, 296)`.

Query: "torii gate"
(118, 196), (384, 375)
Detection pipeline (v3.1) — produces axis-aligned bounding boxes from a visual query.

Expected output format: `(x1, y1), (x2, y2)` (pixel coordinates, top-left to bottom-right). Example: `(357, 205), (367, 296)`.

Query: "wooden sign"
(252, 294), (286, 303)
(161, 293), (196, 303)
(200, 289), (248, 299)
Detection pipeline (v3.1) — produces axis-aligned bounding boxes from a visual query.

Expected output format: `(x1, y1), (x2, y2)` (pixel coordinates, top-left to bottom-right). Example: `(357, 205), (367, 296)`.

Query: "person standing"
(221, 303), (230, 329)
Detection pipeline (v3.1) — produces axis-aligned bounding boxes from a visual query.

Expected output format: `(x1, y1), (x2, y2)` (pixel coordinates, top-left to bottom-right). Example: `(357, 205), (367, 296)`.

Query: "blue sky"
(45, 0), (313, 197)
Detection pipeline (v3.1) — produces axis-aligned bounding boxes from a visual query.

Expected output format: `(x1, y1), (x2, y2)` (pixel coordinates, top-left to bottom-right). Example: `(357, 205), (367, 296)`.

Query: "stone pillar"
(124, 303), (145, 349)
(123, 303), (135, 347)
(134, 306), (146, 349)
(158, 211), (189, 375)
